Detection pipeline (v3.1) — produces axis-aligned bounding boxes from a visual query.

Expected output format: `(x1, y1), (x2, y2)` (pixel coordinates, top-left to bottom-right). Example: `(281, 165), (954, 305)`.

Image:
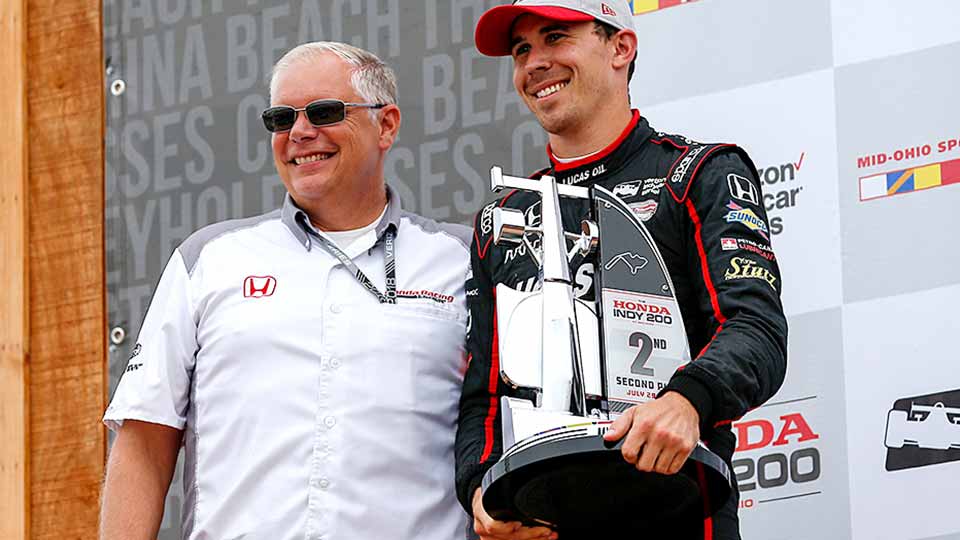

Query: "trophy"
(480, 167), (732, 531)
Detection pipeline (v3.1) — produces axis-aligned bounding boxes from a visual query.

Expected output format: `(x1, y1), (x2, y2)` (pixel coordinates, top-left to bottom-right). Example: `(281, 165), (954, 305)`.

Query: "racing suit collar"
(545, 110), (652, 185)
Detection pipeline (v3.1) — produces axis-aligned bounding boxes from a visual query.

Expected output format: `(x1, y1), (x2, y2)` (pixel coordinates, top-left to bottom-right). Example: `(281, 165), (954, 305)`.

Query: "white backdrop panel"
(631, 0), (833, 105)
(831, 0), (960, 66)
(836, 42), (960, 304)
(843, 284), (960, 540)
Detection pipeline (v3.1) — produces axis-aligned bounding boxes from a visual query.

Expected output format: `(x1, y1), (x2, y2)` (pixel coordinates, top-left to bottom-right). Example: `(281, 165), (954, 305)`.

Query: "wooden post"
(24, 0), (106, 538)
(0, 0), (30, 537)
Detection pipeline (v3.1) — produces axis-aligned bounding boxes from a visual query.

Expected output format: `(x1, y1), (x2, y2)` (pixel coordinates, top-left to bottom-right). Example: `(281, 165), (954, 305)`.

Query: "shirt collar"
(281, 185), (402, 251)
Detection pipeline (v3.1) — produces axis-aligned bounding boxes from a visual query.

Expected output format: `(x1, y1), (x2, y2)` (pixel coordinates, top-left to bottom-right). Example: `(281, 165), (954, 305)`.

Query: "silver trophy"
(481, 167), (731, 532)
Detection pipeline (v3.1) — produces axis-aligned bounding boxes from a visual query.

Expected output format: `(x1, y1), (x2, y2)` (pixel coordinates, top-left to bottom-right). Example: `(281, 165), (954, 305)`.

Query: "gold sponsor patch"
(724, 256), (777, 291)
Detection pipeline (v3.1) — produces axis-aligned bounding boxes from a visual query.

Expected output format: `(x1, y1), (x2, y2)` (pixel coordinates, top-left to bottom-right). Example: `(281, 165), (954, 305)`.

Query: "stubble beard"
(532, 102), (583, 140)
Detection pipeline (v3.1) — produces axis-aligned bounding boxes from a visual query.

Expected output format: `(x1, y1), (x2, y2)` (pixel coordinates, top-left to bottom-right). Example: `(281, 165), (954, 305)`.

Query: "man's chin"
(288, 175), (336, 201)
(534, 109), (575, 137)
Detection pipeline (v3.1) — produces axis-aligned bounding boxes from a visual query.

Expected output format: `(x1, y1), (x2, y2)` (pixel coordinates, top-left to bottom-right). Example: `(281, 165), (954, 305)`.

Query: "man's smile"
(289, 151), (338, 166)
(533, 80), (569, 100)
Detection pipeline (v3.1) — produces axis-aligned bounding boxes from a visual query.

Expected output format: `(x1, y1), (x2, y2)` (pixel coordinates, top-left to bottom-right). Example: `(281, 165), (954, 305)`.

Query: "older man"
(101, 42), (471, 540)
(456, 1), (788, 539)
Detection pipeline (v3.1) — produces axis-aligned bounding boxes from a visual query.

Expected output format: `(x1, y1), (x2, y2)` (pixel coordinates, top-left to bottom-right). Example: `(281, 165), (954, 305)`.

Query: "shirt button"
(319, 478), (330, 489)
(329, 304), (342, 314)
(324, 416), (336, 428)
(330, 358), (341, 369)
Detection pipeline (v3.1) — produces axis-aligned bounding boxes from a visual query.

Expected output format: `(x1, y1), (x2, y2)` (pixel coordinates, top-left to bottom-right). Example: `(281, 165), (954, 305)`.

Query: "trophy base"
(481, 434), (731, 532)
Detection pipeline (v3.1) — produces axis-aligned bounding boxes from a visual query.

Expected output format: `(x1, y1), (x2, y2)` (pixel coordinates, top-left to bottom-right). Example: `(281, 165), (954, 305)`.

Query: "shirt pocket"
(358, 303), (465, 416)
(389, 300), (467, 325)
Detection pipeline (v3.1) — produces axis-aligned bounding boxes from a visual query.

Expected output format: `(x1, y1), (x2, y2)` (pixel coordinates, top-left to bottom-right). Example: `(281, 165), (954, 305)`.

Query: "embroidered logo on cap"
(602, 3), (617, 16)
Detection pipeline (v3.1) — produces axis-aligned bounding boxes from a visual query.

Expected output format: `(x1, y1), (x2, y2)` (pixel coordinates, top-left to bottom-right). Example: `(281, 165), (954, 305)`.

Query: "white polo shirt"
(104, 187), (472, 540)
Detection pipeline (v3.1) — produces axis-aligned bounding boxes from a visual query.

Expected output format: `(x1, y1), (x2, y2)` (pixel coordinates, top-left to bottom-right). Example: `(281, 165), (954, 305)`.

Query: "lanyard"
(304, 223), (398, 304)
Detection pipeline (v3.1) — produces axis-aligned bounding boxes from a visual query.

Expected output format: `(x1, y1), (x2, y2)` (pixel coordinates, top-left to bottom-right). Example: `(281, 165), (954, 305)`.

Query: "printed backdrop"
(103, 1), (960, 538)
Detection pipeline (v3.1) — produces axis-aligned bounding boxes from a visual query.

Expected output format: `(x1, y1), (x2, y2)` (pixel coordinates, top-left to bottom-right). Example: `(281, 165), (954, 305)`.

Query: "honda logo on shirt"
(727, 173), (760, 206)
(243, 276), (277, 298)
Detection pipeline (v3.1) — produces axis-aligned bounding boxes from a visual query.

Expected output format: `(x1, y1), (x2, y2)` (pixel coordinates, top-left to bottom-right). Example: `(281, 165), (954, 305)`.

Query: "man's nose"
(525, 45), (552, 74)
(288, 110), (318, 143)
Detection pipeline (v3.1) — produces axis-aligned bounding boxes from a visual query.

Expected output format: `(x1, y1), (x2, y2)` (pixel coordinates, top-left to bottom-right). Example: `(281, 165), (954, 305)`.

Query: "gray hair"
(269, 42), (398, 114)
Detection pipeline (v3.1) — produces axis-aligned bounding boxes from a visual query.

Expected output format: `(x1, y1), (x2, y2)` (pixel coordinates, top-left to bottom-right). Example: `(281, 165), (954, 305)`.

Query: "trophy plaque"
(480, 167), (732, 532)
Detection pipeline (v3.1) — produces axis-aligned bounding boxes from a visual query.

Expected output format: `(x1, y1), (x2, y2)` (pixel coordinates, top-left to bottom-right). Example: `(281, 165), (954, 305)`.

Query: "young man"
(457, 2), (788, 539)
(100, 42), (471, 540)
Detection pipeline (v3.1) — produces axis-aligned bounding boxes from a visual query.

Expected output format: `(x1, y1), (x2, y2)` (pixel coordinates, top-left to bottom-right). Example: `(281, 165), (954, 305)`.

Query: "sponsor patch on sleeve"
(724, 201), (770, 240)
(727, 173), (760, 206)
(719, 237), (777, 261)
(724, 256), (777, 291)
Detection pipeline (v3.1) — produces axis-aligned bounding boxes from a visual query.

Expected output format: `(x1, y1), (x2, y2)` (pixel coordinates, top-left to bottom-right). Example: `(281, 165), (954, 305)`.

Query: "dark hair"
(593, 20), (636, 83)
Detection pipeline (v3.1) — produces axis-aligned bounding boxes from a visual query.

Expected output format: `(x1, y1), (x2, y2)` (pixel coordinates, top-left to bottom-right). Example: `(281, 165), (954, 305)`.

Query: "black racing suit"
(455, 111), (788, 539)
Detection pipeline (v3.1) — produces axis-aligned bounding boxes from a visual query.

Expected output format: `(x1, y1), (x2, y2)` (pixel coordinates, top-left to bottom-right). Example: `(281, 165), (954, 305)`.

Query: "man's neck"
(548, 106), (634, 159)
(300, 183), (388, 232)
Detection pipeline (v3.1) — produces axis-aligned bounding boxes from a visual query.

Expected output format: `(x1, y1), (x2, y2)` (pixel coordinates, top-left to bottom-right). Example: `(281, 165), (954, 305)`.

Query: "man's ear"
(611, 29), (638, 72)
(377, 104), (401, 150)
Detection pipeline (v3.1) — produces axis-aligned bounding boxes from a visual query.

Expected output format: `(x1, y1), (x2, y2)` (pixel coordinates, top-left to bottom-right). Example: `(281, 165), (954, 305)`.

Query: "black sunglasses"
(261, 99), (386, 133)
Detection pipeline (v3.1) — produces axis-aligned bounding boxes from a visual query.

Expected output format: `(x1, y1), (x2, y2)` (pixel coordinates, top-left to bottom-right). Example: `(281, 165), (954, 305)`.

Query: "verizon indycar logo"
(754, 153), (804, 236)
(884, 388), (960, 471)
(630, 0), (700, 17)
(733, 397), (822, 511)
(613, 177), (665, 199)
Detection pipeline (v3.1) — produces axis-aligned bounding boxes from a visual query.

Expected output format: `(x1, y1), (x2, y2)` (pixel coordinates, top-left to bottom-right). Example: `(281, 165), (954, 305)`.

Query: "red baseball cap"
(475, 0), (635, 56)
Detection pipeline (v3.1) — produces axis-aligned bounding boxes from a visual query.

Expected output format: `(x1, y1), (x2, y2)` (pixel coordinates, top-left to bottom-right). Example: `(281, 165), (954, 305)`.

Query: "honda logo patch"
(727, 173), (760, 206)
(243, 275), (277, 298)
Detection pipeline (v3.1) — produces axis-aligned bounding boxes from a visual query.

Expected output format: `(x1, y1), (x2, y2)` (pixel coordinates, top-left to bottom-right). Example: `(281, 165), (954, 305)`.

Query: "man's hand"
(472, 488), (557, 540)
(602, 391), (700, 475)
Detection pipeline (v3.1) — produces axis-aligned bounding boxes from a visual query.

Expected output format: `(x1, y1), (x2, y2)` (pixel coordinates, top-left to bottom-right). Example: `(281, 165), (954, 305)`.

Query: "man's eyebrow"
(539, 23), (571, 34)
(509, 23), (572, 50)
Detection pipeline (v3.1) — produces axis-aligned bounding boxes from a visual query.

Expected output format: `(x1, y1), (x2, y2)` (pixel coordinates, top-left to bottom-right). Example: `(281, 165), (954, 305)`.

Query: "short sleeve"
(103, 249), (198, 432)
